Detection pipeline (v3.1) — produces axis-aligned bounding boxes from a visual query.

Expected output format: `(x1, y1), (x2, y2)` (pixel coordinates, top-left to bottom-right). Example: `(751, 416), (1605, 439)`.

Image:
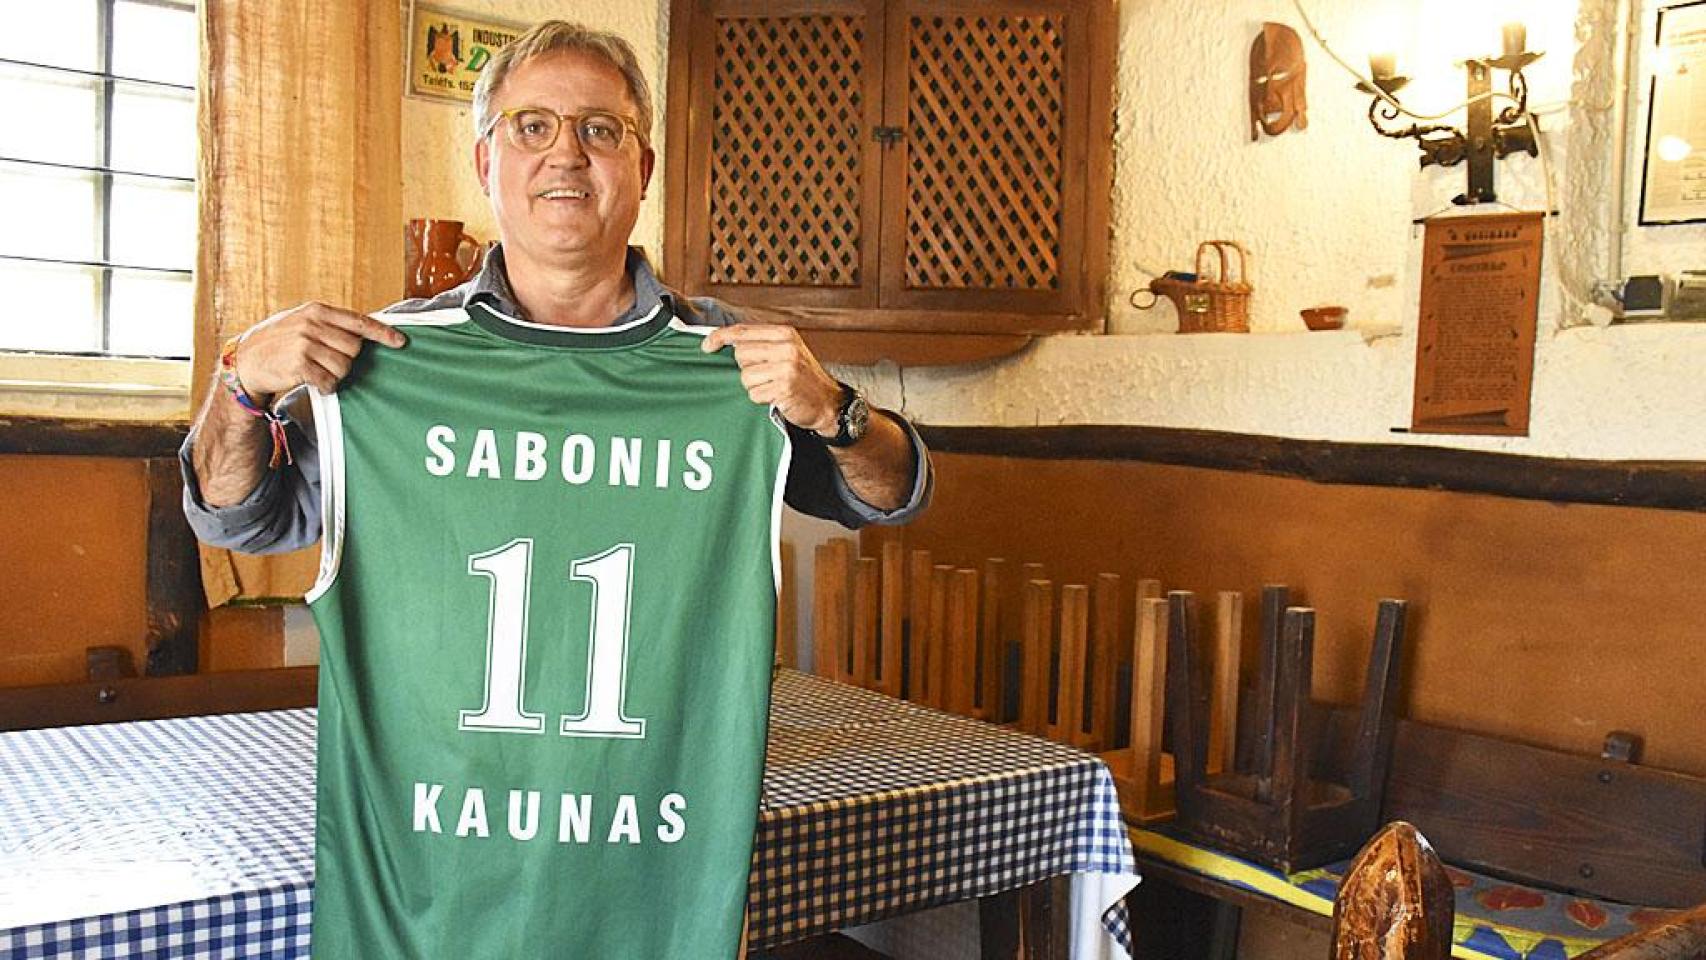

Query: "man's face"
(475, 50), (655, 267)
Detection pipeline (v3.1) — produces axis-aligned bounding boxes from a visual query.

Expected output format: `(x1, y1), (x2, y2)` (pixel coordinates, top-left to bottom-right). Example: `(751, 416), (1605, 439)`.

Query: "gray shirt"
(180, 246), (932, 554)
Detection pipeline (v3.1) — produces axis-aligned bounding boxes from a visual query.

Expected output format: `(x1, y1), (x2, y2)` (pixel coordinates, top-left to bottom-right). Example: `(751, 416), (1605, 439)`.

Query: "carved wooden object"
(1250, 21), (1308, 140)
(1330, 821), (1454, 960)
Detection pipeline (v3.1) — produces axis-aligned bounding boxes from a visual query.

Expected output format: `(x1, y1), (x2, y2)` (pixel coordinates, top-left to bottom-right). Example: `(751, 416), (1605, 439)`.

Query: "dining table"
(0, 668), (1138, 959)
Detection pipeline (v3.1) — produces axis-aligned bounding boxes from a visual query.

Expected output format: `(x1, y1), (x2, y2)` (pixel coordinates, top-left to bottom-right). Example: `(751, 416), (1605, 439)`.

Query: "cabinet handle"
(872, 125), (905, 145)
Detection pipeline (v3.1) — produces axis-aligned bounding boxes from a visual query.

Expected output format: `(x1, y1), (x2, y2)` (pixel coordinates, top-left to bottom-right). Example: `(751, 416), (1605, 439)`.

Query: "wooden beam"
(0, 667), (317, 731)
(0, 417), (188, 458)
(916, 425), (1706, 513)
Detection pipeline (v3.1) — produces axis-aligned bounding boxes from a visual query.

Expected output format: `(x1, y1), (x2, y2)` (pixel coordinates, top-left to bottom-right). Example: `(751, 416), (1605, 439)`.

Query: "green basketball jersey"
(303, 301), (789, 959)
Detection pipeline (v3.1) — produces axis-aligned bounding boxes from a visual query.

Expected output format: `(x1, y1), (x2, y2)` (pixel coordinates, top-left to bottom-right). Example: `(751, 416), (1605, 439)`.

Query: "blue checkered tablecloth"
(0, 670), (1136, 958)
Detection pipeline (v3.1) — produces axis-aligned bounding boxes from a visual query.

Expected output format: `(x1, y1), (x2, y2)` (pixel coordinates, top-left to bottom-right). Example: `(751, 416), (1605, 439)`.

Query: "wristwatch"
(822, 381), (870, 448)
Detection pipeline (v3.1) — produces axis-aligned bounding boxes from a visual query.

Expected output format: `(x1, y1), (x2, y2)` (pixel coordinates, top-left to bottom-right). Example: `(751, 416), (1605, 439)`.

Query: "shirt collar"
(463, 244), (669, 327)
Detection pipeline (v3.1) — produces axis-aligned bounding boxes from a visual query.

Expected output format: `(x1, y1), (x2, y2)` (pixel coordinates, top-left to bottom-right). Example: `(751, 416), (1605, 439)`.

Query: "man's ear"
(475, 136), (491, 195)
(639, 146), (656, 199)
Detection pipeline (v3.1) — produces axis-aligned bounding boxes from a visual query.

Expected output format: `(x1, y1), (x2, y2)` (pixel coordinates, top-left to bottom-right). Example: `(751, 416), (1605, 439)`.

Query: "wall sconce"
(1360, 23), (1541, 205)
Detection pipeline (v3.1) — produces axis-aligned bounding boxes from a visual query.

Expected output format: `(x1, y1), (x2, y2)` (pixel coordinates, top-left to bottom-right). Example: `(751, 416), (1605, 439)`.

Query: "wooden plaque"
(1411, 211), (1543, 436)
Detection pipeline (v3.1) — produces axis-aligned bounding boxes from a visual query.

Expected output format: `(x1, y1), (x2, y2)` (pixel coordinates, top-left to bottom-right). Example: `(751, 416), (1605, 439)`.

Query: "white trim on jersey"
(371, 307), (470, 327)
(665, 316), (717, 337)
(768, 409), (793, 599)
(479, 302), (664, 334)
(304, 388), (347, 605)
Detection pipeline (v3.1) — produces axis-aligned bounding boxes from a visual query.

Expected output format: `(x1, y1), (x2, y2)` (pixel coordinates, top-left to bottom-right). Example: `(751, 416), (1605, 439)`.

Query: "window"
(0, 0), (197, 361)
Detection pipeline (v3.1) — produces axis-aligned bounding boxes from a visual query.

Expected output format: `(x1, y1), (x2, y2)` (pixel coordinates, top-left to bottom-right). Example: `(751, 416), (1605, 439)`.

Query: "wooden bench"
(1132, 716), (1706, 960)
(1332, 821), (1706, 960)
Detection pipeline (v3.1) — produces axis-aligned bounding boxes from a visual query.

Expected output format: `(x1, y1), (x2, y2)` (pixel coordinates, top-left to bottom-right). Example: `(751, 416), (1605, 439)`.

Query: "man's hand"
(701, 322), (916, 513)
(190, 302), (406, 509)
(231, 301), (409, 402)
(700, 323), (842, 436)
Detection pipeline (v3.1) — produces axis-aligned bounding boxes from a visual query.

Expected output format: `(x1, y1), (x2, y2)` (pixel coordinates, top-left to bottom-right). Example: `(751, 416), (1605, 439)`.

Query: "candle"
(1502, 21), (1527, 57)
(1369, 51), (1397, 81)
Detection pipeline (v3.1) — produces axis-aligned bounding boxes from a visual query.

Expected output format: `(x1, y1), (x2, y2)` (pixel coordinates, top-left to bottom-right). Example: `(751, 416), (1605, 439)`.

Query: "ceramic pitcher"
(406, 219), (484, 298)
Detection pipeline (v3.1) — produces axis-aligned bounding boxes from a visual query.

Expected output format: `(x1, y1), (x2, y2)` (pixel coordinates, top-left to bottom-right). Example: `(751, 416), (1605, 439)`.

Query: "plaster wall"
(402, 0), (1703, 459)
(847, 0), (1706, 460)
(398, 0), (667, 261)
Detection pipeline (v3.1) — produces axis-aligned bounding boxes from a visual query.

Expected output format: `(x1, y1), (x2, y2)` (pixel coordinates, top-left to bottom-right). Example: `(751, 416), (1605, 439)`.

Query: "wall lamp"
(1360, 23), (1541, 205)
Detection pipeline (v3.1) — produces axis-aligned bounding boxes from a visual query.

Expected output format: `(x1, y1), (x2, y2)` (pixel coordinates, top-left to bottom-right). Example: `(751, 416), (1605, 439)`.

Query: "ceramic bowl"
(1301, 306), (1347, 331)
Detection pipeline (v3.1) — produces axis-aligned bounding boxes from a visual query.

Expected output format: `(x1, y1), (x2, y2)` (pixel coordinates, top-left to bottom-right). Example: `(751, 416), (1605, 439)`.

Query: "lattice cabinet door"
(681, 0), (888, 308)
(877, 0), (1090, 315)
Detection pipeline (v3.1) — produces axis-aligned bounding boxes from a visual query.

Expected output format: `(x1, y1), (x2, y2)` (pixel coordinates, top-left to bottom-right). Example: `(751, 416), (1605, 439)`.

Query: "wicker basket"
(1139, 241), (1252, 333)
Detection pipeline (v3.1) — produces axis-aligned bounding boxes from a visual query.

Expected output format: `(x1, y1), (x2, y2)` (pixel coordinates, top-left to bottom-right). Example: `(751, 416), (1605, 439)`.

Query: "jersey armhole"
(304, 389), (347, 605)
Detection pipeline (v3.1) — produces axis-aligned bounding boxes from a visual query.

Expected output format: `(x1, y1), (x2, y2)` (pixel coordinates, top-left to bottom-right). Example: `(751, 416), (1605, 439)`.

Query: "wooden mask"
(1250, 22), (1308, 140)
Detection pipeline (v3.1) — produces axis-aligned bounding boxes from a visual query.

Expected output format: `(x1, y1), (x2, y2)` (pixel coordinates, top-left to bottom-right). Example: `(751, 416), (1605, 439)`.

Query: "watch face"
(845, 392), (870, 441)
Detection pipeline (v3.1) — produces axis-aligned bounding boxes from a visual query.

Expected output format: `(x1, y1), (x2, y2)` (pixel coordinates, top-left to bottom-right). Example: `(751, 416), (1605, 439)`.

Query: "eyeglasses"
(479, 107), (646, 155)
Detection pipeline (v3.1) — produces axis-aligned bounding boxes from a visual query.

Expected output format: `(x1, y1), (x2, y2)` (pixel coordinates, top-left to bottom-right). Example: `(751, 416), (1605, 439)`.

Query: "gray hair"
(472, 21), (653, 147)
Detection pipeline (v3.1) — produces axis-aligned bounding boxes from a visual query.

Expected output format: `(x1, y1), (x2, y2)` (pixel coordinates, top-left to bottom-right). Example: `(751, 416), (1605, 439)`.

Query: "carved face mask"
(1250, 22), (1308, 140)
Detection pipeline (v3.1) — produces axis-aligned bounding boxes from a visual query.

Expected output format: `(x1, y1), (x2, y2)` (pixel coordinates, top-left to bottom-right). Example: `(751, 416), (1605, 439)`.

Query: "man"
(181, 20), (928, 959)
(183, 44), (927, 546)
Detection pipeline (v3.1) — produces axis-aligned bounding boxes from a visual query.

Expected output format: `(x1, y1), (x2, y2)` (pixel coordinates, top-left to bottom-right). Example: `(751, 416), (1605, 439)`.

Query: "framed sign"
(1411, 211), (1544, 437)
(1639, 0), (1706, 224)
(408, 4), (527, 103)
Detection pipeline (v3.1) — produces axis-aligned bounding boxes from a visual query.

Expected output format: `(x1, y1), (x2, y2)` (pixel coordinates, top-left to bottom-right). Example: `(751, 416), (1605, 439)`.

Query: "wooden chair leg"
(906, 549), (933, 701)
(927, 564), (953, 708)
(947, 568), (979, 715)
(879, 542), (905, 698)
(1091, 573), (1124, 749)
(1053, 585), (1090, 746)
(813, 540), (852, 680)
(775, 540), (797, 669)
(979, 888), (1022, 960)
(1017, 877), (1070, 960)
(978, 558), (1008, 721)
(1347, 600), (1408, 815)
(1269, 607), (1316, 855)
(1248, 584), (1289, 800)
(852, 557), (879, 689)
(1130, 595), (1171, 819)
(1019, 579), (1053, 735)
(1166, 591), (1207, 802)
(1210, 590), (1242, 775)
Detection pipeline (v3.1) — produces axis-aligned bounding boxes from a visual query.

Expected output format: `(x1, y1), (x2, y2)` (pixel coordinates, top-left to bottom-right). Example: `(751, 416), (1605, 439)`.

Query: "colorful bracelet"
(218, 337), (293, 469)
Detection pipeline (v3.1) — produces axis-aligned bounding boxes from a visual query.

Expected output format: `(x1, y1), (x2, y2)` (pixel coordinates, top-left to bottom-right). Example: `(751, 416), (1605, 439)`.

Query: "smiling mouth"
(537, 188), (592, 200)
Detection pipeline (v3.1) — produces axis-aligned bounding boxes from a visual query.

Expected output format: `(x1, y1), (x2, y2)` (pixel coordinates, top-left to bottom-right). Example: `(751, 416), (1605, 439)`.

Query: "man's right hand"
(230, 301), (409, 403)
(189, 302), (406, 509)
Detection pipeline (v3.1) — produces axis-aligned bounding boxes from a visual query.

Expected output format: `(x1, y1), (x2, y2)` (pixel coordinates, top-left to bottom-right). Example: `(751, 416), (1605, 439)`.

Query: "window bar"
(0, 156), (195, 185)
(99, 0), (117, 354)
(0, 57), (194, 94)
(0, 253), (193, 277)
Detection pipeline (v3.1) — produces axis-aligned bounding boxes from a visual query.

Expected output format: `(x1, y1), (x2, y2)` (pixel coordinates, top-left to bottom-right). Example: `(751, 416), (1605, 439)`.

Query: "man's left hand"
(701, 324), (842, 436)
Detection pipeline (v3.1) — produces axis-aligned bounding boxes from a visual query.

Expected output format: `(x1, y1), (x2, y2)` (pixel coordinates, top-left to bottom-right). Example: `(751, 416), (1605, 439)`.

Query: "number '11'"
(457, 539), (646, 740)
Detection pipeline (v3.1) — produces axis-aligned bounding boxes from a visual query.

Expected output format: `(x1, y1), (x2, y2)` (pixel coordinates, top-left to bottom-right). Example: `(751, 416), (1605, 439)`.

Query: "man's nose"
(544, 125), (591, 168)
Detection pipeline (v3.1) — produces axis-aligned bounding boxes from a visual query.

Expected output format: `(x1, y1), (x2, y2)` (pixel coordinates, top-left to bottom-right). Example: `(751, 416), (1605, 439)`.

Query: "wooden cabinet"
(663, 0), (1115, 363)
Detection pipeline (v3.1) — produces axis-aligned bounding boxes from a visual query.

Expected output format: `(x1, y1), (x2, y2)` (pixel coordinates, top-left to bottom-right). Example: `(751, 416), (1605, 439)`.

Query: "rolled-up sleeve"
(178, 418), (325, 555)
(781, 413), (933, 529)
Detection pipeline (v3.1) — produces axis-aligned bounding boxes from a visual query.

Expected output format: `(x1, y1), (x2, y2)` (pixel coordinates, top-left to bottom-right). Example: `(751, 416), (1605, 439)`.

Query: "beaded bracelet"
(218, 337), (293, 469)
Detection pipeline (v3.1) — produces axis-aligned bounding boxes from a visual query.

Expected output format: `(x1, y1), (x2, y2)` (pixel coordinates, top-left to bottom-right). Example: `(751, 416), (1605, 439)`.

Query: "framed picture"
(1638, 0), (1706, 225)
(407, 3), (528, 104)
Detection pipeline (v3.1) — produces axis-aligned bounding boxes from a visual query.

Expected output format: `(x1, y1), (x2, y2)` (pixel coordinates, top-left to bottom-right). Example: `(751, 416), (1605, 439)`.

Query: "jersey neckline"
(466, 301), (674, 349)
